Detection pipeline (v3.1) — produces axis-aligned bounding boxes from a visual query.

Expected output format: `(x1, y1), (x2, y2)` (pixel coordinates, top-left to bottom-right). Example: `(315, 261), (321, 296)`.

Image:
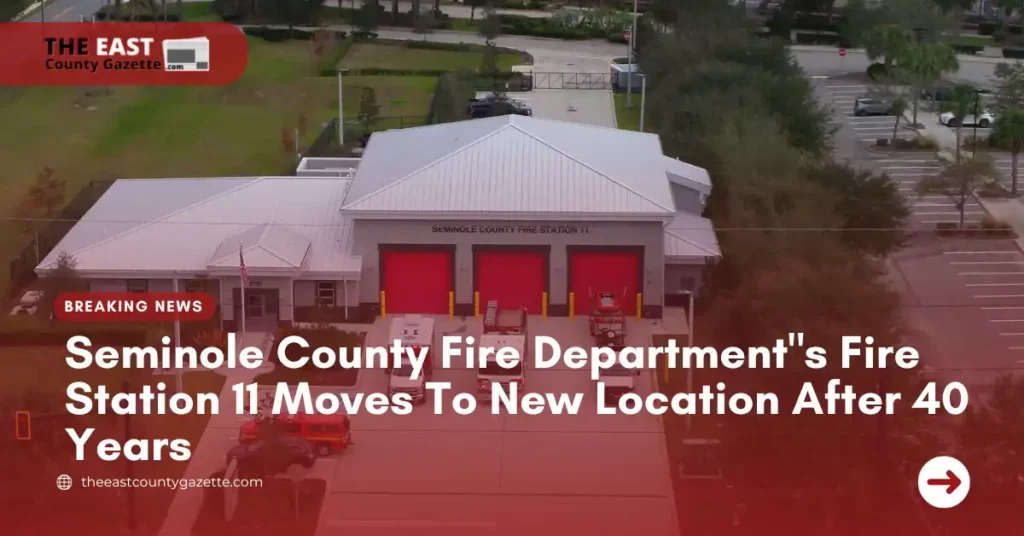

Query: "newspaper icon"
(162, 37), (210, 72)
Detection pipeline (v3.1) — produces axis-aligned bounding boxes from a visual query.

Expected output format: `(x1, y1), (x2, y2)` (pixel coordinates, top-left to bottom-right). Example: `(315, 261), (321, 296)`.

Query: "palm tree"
(864, 25), (912, 72)
(918, 154), (1001, 229)
(940, 84), (981, 165)
(993, 108), (1024, 194)
(900, 41), (958, 126)
(889, 94), (908, 145)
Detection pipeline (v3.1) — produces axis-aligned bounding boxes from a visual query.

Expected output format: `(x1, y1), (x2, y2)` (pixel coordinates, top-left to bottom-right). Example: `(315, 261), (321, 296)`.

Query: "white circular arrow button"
(918, 456), (970, 508)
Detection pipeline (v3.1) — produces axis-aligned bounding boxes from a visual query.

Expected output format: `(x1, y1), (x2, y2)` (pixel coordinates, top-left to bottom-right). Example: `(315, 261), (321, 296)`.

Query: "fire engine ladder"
(483, 300), (499, 329)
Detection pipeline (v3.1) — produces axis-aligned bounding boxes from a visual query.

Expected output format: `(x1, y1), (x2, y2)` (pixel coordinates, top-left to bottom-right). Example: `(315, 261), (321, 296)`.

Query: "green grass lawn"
(613, 92), (642, 132)
(341, 42), (524, 72)
(0, 37), (436, 295)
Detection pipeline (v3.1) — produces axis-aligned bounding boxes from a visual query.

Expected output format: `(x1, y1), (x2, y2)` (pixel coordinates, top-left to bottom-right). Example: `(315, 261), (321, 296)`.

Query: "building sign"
(431, 224), (591, 235)
(248, 281), (262, 288)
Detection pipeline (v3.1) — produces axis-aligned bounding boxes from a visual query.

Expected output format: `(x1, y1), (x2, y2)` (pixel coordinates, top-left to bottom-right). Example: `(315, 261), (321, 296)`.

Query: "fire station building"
(36, 115), (720, 327)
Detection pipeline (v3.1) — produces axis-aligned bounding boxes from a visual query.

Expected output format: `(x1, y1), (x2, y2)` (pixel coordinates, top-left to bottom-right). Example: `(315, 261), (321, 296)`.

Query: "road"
(20, 0), (102, 22)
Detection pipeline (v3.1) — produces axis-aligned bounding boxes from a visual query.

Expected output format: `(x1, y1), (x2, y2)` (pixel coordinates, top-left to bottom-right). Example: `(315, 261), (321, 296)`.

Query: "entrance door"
(246, 293), (264, 318)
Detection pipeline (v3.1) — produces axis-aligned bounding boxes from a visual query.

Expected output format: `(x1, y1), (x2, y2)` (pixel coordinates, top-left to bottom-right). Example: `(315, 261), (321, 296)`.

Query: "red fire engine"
(239, 412), (351, 457)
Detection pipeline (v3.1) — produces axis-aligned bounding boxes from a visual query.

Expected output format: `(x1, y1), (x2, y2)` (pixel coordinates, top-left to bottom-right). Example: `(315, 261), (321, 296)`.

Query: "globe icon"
(56, 474), (73, 491)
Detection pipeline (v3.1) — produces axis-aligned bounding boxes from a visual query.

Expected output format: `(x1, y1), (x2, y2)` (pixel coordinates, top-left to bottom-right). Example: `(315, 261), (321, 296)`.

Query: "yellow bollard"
(448, 291), (454, 319)
(542, 292), (548, 319)
(379, 290), (386, 319)
(473, 291), (480, 319)
(568, 292), (575, 318)
(636, 293), (642, 321)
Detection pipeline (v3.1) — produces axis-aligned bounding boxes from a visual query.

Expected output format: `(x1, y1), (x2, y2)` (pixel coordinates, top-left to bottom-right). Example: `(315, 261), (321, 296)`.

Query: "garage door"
(569, 249), (641, 315)
(475, 249), (547, 314)
(381, 249), (453, 314)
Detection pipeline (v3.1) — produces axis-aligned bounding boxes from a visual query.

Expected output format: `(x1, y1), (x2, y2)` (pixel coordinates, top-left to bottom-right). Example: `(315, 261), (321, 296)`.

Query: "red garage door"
(569, 249), (641, 315)
(476, 249), (546, 314)
(381, 249), (452, 314)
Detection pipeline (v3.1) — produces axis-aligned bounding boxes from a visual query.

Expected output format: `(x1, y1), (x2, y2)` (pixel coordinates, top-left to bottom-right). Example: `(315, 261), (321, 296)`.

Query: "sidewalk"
(156, 330), (274, 536)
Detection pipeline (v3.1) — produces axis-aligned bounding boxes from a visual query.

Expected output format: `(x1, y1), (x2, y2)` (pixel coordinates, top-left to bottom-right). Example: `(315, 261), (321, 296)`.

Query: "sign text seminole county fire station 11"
(431, 224), (590, 234)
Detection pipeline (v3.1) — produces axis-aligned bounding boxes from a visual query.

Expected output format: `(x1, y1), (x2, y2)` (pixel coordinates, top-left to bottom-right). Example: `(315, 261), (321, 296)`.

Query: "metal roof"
(664, 211), (722, 263)
(37, 177), (361, 278)
(342, 115), (679, 220)
(664, 156), (712, 196)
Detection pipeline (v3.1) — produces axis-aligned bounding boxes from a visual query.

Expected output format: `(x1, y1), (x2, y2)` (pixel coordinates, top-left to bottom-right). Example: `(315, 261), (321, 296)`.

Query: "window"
(316, 281), (335, 307)
(127, 280), (147, 293)
(186, 280), (207, 293)
(679, 277), (696, 293)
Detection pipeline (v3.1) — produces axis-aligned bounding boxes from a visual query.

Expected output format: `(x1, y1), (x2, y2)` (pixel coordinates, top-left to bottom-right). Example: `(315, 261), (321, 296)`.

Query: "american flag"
(239, 242), (248, 286)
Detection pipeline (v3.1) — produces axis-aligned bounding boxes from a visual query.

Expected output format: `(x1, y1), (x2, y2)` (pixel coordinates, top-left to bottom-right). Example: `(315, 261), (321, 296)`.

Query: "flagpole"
(240, 242), (247, 336)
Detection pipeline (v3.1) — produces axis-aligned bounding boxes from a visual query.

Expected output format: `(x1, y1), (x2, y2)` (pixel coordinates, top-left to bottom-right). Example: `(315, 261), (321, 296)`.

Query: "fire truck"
(589, 290), (626, 348)
(238, 412), (351, 457)
(387, 315), (435, 404)
(477, 301), (528, 400)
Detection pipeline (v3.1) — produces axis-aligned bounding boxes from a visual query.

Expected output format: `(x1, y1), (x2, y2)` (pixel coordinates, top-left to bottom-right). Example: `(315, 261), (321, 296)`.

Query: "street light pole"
(973, 91), (980, 159)
(640, 74), (647, 132)
(337, 69), (347, 148)
(626, 0), (637, 107)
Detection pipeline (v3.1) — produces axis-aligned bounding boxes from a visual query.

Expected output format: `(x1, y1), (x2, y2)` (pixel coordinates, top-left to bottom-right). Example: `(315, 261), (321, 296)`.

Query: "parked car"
(853, 97), (894, 117)
(226, 435), (316, 478)
(940, 110), (995, 128)
(468, 95), (532, 119)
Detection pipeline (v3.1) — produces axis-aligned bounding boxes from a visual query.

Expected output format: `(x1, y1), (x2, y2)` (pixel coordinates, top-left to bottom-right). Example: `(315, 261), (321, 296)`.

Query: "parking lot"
(823, 83), (900, 146)
(313, 315), (679, 536)
(874, 155), (986, 228)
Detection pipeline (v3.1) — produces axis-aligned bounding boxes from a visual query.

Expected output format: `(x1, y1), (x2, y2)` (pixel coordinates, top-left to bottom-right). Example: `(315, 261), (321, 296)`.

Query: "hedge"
(979, 21), (998, 36)
(794, 32), (840, 45)
(497, 14), (598, 40)
(1004, 48), (1024, 59)
(93, 9), (181, 22)
(243, 26), (347, 42)
(950, 44), (984, 55)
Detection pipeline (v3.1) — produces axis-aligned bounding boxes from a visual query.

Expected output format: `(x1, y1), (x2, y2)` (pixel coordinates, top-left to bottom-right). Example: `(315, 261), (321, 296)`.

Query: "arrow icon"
(926, 470), (963, 494)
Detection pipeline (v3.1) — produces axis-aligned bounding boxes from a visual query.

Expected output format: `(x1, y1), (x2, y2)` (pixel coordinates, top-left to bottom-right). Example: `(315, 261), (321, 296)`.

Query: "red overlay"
(53, 292), (217, 322)
(0, 23), (248, 85)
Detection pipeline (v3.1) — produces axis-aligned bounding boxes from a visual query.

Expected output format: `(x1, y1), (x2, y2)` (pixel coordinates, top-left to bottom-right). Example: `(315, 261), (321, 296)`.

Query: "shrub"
(404, 40), (474, 52)
(93, 8), (181, 22)
(352, 30), (379, 40)
(979, 21), (998, 36)
(867, 63), (888, 81)
(794, 32), (840, 45)
(950, 44), (984, 55)
(1004, 48), (1024, 59)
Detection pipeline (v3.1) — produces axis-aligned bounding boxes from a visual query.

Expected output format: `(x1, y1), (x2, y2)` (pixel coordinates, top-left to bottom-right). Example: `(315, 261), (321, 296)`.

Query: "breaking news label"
(0, 23), (247, 85)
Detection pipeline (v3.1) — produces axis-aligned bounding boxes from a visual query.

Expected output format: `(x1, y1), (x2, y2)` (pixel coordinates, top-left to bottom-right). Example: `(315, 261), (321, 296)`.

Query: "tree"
(864, 24), (912, 71)
(267, 0), (324, 27)
(467, 0), (485, 21)
(918, 154), (1001, 229)
(954, 374), (1024, 535)
(939, 84), (982, 164)
(899, 41), (958, 125)
(355, 0), (379, 33)
(993, 109), (1024, 194)
(413, 11), (434, 40)
(993, 61), (1024, 112)
(25, 167), (66, 218)
(39, 251), (83, 303)
(357, 87), (380, 133)
(478, 3), (501, 44)
(800, 162), (911, 257)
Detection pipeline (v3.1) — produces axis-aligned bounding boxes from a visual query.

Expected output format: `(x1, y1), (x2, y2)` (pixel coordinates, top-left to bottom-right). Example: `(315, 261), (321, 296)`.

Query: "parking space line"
(966, 282), (1024, 287)
(984, 306), (1024, 310)
(959, 272), (1024, 276)
(990, 319), (1024, 323)
(999, 332), (1024, 336)
(329, 520), (500, 529)
(975, 294), (1024, 299)
(950, 262), (1023, 266)
(946, 251), (1019, 255)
